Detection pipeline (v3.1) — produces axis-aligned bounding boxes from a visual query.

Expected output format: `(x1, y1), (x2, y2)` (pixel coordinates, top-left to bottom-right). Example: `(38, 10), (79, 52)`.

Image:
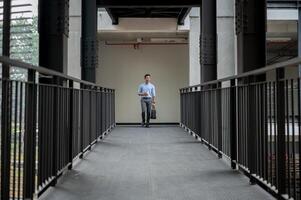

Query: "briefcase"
(151, 105), (157, 119)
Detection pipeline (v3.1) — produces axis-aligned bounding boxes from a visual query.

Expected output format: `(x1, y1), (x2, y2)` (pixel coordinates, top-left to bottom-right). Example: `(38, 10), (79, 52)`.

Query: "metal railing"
(0, 56), (115, 200)
(180, 57), (301, 200)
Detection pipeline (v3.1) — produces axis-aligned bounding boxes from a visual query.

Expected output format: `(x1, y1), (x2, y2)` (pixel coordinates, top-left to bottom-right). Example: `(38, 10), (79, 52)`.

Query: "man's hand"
(138, 92), (148, 96)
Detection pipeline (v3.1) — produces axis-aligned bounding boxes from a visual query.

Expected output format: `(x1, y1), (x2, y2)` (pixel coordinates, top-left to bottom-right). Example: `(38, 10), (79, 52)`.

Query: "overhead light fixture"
(268, 37), (292, 42)
(150, 37), (188, 43)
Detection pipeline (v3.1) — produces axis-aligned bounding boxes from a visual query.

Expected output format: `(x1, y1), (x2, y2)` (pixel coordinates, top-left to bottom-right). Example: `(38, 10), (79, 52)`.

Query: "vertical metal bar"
(273, 82), (276, 186)
(257, 84), (260, 176)
(290, 79), (296, 198)
(113, 90), (116, 126)
(79, 84), (84, 159)
(88, 86), (92, 150)
(230, 79), (237, 169)
(248, 76), (256, 184)
(264, 82), (268, 181)
(276, 68), (286, 197)
(23, 70), (37, 199)
(17, 82), (23, 199)
(51, 77), (59, 185)
(1, 78), (11, 200)
(1, 0), (11, 198)
(285, 80), (290, 196)
(268, 82), (273, 185)
(68, 81), (74, 170)
(12, 82), (18, 199)
(217, 83), (222, 157)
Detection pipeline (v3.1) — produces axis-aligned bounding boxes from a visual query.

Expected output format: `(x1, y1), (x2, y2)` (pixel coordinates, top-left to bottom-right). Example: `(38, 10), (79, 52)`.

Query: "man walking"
(138, 74), (156, 128)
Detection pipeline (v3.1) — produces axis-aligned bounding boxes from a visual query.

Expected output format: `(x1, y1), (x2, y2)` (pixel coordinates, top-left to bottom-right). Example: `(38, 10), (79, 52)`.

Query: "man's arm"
(138, 93), (147, 96)
(152, 96), (155, 104)
(138, 85), (147, 96)
(152, 86), (156, 104)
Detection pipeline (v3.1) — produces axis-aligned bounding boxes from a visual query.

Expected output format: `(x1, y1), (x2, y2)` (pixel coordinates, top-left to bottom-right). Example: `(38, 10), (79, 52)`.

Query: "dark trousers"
(141, 98), (152, 123)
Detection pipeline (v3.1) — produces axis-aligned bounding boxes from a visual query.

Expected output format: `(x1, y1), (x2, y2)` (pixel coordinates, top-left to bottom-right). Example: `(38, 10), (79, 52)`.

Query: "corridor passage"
(40, 126), (274, 200)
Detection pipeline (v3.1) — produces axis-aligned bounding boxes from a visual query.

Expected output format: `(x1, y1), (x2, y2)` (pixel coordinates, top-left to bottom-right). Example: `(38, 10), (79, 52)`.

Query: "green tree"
(9, 15), (39, 80)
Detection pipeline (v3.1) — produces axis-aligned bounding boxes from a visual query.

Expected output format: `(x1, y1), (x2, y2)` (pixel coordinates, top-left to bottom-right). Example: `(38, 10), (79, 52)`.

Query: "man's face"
(145, 76), (151, 83)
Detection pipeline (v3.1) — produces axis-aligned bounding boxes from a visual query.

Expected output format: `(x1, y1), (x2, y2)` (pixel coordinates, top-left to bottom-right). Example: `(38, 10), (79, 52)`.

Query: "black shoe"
(141, 122), (145, 127)
(145, 123), (150, 128)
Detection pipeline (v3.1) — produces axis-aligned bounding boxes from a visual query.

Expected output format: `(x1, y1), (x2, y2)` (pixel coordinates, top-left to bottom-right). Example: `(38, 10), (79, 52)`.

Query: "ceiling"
(96, 0), (197, 25)
(97, 0), (301, 26)
(104, 7), (191, 25)
(96, 0), (299, 64)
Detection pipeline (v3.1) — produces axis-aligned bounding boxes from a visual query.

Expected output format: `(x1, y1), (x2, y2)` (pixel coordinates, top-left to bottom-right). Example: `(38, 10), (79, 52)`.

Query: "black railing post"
(106, 88), (109, 132)
(180, 89), (182, 125)
(276, 68), (286, 198)
(1, 0), (11, 198)
(79, 83), (84, 159)
(230, 79), (237, 169)
(248, 76), (257, 184)
(183, 89), (186, 127)
(200, 86), (204, 140)
(96, 87), (100, 138)
(88, 85), (92, 150)
(100, 87), (104, 135)
(23, 69), (37, 199)
(112, 89), (115, 127)
(68, 80), (74, 170)
(217, 82), (222, 158)
(190, 88), (192, 131)
(104, 88), (107, 133)
(98, 87), (103, 139)
(109, 89), (112, 129)
(197, 87), (201, 137)
(192, 87), (195, 132)
(194, 87), (199, 137)
(208, 84), (212, 149)
(1, 74), (11, 200)
(51, 76), (60, 186)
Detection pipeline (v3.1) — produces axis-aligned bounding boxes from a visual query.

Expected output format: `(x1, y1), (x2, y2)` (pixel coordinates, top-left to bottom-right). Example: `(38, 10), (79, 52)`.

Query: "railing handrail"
(181, 56), (301, 90)
(0, 56), (115, 90)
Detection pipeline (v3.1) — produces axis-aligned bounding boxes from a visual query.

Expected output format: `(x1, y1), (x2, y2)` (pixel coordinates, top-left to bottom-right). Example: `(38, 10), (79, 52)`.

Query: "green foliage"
(8, 15), (39, 80)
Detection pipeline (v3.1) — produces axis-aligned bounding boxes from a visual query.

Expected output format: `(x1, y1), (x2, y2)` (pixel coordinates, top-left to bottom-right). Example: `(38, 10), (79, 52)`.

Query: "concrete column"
(39, 0), (69, 73)
(200, 0), (217, 83)
(81, 0), (97, 82)
(68, 0), (82, 79)
(217, 0), (235, 79)
(189, 8), (201, 86)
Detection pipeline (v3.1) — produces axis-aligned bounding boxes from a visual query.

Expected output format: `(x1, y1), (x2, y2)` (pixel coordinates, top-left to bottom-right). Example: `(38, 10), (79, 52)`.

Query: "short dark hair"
(144, 74), (151, 78)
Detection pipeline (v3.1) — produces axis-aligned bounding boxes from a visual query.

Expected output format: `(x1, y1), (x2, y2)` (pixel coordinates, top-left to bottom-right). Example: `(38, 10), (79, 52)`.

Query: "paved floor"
(41, 126), (275, 200)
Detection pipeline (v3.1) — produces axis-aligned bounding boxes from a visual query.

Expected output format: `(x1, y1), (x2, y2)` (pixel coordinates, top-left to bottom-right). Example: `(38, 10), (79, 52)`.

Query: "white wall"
(96, 42), (189, 123)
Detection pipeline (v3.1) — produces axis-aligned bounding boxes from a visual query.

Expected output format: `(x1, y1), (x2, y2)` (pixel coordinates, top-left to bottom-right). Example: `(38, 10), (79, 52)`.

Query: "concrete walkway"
(40, 126), (275, 200)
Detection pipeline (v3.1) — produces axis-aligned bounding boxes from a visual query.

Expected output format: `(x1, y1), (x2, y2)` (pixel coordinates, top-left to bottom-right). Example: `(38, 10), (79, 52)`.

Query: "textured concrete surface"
(40, 126), (275, 200)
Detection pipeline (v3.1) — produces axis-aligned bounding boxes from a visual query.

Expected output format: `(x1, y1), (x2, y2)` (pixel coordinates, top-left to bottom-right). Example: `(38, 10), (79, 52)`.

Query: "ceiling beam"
(177, 7), (191, 25)
(106, 8), (119, 24)
(97, 0), (200, 8)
